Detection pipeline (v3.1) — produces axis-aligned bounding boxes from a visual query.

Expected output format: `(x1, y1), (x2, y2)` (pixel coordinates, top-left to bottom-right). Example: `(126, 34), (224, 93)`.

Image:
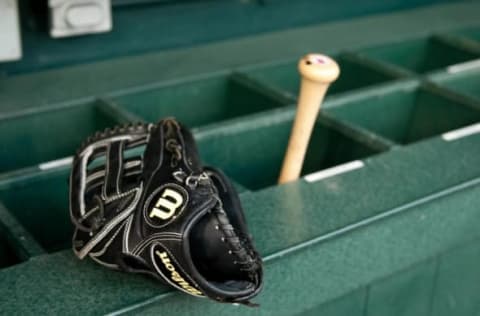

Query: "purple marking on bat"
(313, 56), (327, 64)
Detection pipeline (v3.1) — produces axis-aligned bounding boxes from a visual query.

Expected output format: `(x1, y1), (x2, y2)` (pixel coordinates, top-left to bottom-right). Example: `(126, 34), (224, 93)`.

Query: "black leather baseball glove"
(69, 118), (263, 305)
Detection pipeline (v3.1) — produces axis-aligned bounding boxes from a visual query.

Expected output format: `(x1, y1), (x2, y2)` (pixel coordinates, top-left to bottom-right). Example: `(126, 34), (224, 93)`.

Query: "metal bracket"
(49, 0), (112, 38)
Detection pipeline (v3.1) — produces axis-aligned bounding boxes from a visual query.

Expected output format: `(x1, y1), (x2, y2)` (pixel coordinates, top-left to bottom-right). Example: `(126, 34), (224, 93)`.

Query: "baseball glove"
(69, 118), (263, 305)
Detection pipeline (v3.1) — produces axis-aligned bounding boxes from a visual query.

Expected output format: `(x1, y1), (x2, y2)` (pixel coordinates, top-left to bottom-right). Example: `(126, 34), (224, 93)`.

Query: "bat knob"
(298, 54), (340, 84)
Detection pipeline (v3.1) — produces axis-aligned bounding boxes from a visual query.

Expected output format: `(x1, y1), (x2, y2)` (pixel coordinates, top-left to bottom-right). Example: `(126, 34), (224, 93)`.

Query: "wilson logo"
(155, 250), (203, 296)
(150, 188), (184, 220)
(145, 184), (187, 227)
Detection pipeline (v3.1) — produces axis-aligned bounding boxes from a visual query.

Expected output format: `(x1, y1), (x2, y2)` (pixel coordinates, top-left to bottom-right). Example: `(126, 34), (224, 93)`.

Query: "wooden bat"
(278, 54), (340, 184)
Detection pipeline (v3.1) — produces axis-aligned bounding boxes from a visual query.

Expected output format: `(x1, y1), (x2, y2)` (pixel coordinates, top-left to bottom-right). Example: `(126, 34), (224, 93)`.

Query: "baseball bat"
(278, 54), (340, 184)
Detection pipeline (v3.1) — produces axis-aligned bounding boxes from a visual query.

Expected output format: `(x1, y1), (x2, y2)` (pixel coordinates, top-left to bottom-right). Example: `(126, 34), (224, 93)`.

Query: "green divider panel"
(241, 54), (402, 100)
(359, 36), (480, 74)
(432, 69), (480, 101)
(0, 226), (20, 269)
(0, 202), (45, 262)
(326, 83), (480, 144)
(111, 73), (291, 127)
(454, 27), (480, 43)
(0, 101), (122, 173)
(0, 169), (71, 253)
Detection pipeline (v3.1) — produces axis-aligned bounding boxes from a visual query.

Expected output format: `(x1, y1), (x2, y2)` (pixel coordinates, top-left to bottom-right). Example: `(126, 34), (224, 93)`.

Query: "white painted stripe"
(39, 156), (73, 170)
(304, 160), (364, 183)
(447, 59), (480, 73)
(442, 122), (480, 141)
